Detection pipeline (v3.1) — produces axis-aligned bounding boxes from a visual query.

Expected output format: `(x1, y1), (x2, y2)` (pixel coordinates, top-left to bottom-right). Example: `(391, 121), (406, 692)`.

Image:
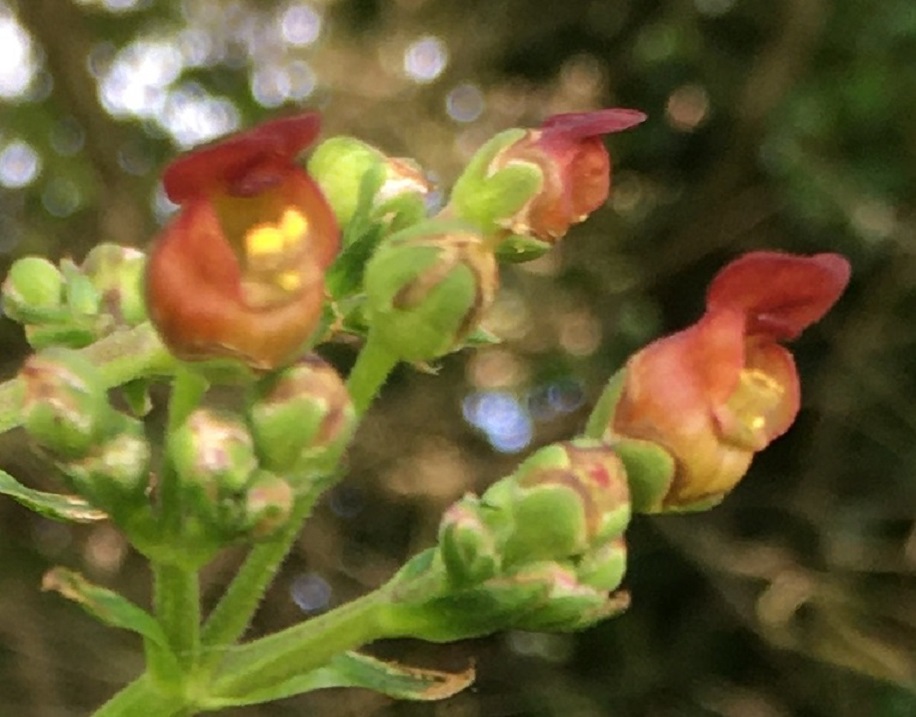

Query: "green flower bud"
(438, 496), (500, 586)
(81, 243), (148, 326)
(248, 355), (355, 475)
(364, 220), (499, 362)
(240, 472), (295, 539)
(485, 440), (630, 566)
(21, 348), (113, 459)
(309, 136), (431, 232)
(169, 409), (258, 503)
(60, 415), (151, 520)
(1, 257), (65, 324)
(60, 258), (102, 319)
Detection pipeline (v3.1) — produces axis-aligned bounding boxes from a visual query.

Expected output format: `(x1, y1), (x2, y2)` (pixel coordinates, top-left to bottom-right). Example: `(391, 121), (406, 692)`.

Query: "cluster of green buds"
(21, 348), (150, 527)
(381, 440), (631, 640)
(19, 348), (354, 554)
(2, 244), (147, 349)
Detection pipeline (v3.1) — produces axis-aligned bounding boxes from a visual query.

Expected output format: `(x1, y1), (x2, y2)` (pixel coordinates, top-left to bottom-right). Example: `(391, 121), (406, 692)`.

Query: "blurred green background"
(1, 0), (915, 715)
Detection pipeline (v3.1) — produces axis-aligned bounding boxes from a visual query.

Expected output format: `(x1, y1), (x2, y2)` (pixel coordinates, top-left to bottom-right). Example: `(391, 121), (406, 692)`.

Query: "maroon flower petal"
(705, 251), (851, 341)
(541, 109), (648, 140)
(163, 113), (322, 203)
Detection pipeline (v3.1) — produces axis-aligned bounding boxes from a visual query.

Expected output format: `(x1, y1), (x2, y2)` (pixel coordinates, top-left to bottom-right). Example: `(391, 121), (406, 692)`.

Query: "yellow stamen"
(244, 208), (310, 260)
(277, 271), (302, 292)
(718, 369), (785, 451)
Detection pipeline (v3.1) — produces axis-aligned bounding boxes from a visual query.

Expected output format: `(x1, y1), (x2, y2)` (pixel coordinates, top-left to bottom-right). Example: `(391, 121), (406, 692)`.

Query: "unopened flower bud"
(438, 496), (500, 586)
(309, 136), (431, 232)
(485, 440), (630, 565)
(169, 409), (258, 503)
(81, 243), (148, 327)
(21, 348), (113, 459)
(240, 472), (295, 539)
(450, 110), (646, 246)
(364, 220), (499, 362)
(1, 257), (65, 324)
(60, 415), (151, 520)
(248, 355), (355, 474)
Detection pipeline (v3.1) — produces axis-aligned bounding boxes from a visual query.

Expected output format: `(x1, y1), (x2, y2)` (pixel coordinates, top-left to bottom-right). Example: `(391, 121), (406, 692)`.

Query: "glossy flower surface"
(493, 108), (646, 242)
(146, 113), (339, 369)
(609, 251), (851, 509)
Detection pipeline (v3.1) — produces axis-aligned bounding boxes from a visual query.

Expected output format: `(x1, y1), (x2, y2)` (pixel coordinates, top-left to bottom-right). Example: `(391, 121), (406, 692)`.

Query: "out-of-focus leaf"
(206, 651), (475, 707)
(0, 469), (107, 523)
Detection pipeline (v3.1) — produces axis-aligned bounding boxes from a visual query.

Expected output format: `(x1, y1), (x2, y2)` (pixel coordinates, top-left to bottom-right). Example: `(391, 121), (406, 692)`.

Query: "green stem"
(153, 562), (201, 671)
(0, 322), (175, 434)
(150, 368), (209, 674)
(199, 488), (322, 665)
(346, 331), (399, 415)
(210, 584), (395, 699)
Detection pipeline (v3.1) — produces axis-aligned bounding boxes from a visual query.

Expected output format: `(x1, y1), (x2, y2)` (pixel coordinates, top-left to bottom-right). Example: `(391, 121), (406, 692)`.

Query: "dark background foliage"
(1, 0), (914, 715)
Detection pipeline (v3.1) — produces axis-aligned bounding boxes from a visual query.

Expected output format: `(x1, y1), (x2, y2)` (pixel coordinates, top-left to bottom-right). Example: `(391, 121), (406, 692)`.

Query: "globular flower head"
(450, 109), (646, 248)
(146, 113), (340, 370)
(608, 251), (851, 511)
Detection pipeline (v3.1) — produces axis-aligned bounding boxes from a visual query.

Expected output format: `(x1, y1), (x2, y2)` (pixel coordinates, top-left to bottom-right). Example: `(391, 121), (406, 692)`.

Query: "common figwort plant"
(0, 110), (850, 715)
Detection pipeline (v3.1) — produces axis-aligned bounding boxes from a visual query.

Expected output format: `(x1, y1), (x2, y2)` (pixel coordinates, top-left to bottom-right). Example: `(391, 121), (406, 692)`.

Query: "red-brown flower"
(146, 113), (339, 370)
(609, 251), (851, 510)
(494, 108), (646, 242)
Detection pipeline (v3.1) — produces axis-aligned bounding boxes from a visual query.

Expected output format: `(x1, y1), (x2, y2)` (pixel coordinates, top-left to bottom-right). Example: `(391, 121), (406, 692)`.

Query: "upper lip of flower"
(162, 113), (323, 203)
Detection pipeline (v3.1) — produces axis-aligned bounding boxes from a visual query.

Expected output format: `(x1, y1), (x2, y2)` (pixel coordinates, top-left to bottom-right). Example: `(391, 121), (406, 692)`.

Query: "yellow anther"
(277, 271), (302, 292)
(279, 208), (309, 241)
(246, 225), (286, 258)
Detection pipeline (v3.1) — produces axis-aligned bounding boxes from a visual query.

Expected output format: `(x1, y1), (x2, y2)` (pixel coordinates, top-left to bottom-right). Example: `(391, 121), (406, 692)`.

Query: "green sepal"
(513, 575), (631, 632)
(364, 220), (491, 362)
(438, 495), (501, 586)
(42, 567), (181, 677)
(25, 322), (99, 350)
(609, 436), (676, 514)
(575, 538), (627, 592)
(494, 234), (553, 263)
(309, 137), (388, 231)
(500, 483), (589, 565)
(60, 258), (101, 319)
(0, 468), (107, 523)
(584, 366), (626, 439)
(81, 243), (148, 326)
(204, 651), (474, 708)
(449, 128), (543, 234)
(120, 378), (153, 417)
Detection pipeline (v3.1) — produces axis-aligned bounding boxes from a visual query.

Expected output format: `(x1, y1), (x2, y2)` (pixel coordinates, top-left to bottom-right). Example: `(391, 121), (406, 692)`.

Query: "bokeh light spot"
(462, 390), (533, 453)
(290, 572), (332, 613)
(666, 83), (710, 132)
(0, 140), (41, 188)
(446, 83), (485, 122)
(0, 13), (37, 99)
(403, 36), (448, 83)
(280, 2), (322, 46)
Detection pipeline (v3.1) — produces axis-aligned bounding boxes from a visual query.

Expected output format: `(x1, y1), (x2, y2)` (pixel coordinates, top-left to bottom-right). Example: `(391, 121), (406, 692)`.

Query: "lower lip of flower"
(714, 368), (786, 451)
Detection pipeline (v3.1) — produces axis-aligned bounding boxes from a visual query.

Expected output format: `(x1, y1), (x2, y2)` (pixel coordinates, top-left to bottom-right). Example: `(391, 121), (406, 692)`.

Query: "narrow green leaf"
(0, 469), (107, 523)
(42, 567), (170, 650)
(206, 651), (474, 708)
